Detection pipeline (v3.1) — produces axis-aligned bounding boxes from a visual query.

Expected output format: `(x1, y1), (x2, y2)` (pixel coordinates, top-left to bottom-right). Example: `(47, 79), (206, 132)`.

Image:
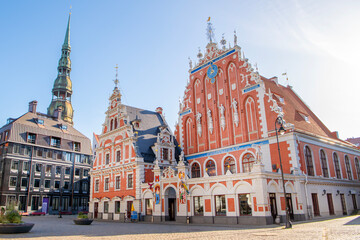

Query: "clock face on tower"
(207, 62), (218, 84)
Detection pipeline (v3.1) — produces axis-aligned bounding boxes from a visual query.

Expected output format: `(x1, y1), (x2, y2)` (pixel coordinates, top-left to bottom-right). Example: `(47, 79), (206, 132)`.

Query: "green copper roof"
(62, 13), (71, 50)
(48, 13), (74, 125)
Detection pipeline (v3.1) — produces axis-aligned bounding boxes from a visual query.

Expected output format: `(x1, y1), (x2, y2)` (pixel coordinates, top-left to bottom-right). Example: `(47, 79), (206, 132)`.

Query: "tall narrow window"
(320, 150), (329, 178)
(115, 176), (121, 190)
(215, 195), (226, 216)
(191, 162), (201, 178)
(145, 199), (153, 215)
(345, 156), (352, 180)
(104, 178), (109, 191)
(305, 146), (314, 176)
(355, 158), (360, 180)
(186, 118), (193, 154)
(242, 153), (255, 173)
(115, 201), (120, 213)
(11, 160), (19, 170)
(105, 153), (110, 165)
(95, 179), (99, 192)
(116, 150), (121, 162)
(333, 153), (341, 179)
(193, 196), (204, 216)
(114, 118), (118, 129)
(245, 97), (258, 133)
(127, 174), (133, 189)
(206, 160), (216, 176)
(224, 156), (236, 174)
(110, 119), (114, 131)
(162, 148), (169, 160)
(104, 202), (109, 213)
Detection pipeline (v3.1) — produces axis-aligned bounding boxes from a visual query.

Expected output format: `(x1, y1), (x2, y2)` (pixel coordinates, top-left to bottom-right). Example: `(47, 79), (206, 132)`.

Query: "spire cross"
(113, 64), (119, 88)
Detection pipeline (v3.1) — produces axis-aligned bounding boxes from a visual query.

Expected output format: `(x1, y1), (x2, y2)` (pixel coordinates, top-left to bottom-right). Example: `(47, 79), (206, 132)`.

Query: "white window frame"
(127, 173), (133, 189)
(115, 174), (121, 190)
(104, 177), (110, 192)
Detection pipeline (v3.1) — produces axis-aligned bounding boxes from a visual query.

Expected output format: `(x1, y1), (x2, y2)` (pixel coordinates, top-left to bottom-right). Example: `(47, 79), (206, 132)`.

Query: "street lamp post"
(275, 116), (292, 229)
(58, 188), (63, 218)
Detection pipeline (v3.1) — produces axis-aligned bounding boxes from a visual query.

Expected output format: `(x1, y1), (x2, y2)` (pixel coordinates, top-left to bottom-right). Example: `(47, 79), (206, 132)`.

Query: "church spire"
(63, 13), (71, 50)
(47, 13), (74, 125)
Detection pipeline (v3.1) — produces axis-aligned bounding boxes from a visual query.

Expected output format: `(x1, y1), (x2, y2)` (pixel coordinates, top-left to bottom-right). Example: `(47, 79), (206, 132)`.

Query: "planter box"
(73, 219), (93, 225)
(0, 223), (35, 234)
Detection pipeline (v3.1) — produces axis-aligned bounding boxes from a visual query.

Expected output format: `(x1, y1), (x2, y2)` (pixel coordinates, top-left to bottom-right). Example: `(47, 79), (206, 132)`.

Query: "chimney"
(54, 106), (63, 121)
(155, 107), (163, 115)
(28, 100), (38, 113)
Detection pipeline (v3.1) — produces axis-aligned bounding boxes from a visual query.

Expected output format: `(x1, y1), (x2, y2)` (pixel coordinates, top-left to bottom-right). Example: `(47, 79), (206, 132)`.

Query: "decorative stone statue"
(196, 112), (202, 137)
(232, 99), (239, 127)
(219, 104), (226, 131)
(207, 108), (213, 134)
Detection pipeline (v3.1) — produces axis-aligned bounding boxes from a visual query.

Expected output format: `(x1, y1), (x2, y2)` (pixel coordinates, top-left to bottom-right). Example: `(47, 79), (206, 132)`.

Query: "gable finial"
(234, 30), (237, 46)
(113, 64), (119, 89)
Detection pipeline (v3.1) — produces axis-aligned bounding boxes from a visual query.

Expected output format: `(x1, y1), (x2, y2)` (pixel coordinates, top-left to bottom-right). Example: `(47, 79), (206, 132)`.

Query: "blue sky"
(1, 0), (359, 141)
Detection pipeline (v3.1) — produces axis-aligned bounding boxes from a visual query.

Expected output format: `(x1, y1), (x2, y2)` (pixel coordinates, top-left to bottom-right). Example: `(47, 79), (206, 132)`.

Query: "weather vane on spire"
(206, 17), (215, 43)
(113, 64), (119, 89)
(69, 5), (72, 14)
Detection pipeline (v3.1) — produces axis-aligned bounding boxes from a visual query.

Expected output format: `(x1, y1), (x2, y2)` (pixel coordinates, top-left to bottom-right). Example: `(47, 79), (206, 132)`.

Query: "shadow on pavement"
(344, 215), (360, 225)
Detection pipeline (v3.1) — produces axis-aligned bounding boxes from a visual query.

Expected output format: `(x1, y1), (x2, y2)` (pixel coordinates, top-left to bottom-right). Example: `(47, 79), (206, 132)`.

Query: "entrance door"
(269, 193), (277, 222)
(285, 193), (294, 220)
(352, 194), (357, 210)
(340, 194), (347, 215)
(127, 201), (133, 219)
(168, 198), (176, 221)
(94, 202), (98, 219)
(327, 194), (334, 215)
(311, 193), (320, 216)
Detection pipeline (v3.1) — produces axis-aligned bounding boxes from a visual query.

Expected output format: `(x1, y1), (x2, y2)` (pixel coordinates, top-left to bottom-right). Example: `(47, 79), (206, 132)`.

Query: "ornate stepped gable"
(176, 27), (345, 156)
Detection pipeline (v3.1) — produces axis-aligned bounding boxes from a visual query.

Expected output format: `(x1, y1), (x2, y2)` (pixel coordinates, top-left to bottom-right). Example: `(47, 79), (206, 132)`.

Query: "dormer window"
(35, 118), (44, 125)
(73, 142), (81, 152)
(27, 133), (36, 144)
(50, 137), (61, 148)
(162, 148), (169, 160)
(59, 124), (67, 130)
(298, 112), (310, 123)
(274, 94), (285, 104)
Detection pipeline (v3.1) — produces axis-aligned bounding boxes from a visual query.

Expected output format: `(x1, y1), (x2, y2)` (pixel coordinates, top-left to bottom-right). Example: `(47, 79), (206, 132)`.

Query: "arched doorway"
(165, 187), (176, 221)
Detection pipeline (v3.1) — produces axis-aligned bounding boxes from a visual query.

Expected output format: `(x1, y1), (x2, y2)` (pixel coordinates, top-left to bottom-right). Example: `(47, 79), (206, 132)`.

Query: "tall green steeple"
(47, 13), (74, 125)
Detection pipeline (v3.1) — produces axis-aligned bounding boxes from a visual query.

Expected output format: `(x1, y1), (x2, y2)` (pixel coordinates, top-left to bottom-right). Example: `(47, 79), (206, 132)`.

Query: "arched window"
(242, 153), (255, 173)
(224, 156), (236, 174)
(206, 160), (216, 176)
(355, 158), (360, 180)
(186, 118), (193, 154)
(245, 97), (258, 133)
(345, 155), (352, 180)
(191, 162), (200, 178)
(320, 150), (329, 178)
(333, 153), (341, 179)
(305, 146), (314, 176)
(114, 117), (118, 129)
(110, 119), (114, 131)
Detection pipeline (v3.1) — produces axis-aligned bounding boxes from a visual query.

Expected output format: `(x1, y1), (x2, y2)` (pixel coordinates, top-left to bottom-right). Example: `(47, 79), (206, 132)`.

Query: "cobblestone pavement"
(1, 214), (359, 240)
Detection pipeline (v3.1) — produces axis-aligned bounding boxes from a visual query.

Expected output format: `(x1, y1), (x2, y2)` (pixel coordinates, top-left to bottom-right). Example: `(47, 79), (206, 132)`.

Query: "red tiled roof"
(262, 77), (335, 139)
